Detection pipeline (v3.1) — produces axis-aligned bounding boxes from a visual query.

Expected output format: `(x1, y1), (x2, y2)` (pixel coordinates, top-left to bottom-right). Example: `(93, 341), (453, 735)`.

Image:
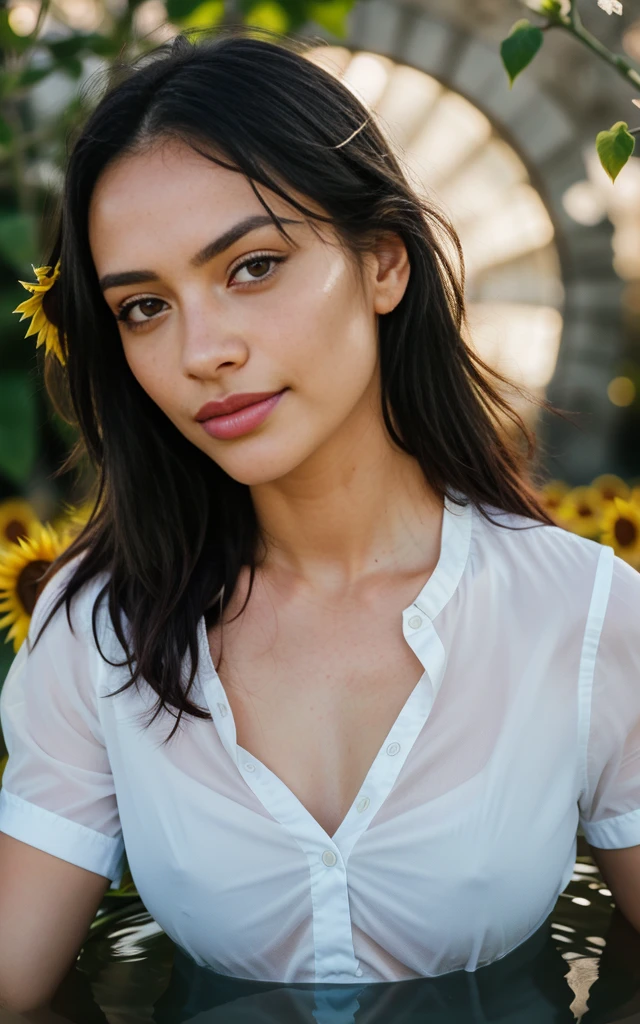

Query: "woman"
(0, 28), (639, 1011)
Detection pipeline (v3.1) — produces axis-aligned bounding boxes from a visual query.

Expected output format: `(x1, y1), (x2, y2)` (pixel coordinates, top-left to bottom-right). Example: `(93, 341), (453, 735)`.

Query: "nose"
(180, 303), (250, 380)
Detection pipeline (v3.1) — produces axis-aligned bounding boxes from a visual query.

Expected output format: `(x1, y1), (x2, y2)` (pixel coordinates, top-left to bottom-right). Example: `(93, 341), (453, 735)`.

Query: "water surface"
(43, 841), (640, 1023)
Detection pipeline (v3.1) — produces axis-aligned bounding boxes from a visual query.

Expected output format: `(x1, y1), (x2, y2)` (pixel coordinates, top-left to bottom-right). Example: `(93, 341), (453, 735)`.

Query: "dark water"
(40, 842), (640, 1024)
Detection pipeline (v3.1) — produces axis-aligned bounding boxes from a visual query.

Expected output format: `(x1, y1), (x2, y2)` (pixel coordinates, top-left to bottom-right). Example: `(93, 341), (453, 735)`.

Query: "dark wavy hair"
(30, 28), (563, 743)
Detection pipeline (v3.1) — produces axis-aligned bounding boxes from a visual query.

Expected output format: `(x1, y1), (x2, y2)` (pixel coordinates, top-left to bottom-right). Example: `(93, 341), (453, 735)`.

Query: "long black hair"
(32, 27), (563, 743)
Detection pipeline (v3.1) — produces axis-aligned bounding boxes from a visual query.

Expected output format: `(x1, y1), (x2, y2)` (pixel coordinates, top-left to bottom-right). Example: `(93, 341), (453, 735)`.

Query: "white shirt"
(1, 492), (640, 985)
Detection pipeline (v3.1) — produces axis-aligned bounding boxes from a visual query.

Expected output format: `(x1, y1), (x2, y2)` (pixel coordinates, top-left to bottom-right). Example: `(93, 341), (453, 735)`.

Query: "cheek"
(123, 344), (178, 419)
(281, 263), (377, 394)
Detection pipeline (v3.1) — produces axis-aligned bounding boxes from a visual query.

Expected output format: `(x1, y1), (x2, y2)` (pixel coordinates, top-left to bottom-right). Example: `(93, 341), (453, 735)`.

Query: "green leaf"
(166, 0), (223, 24)
(308, 0), (355, 37)
(0, 373), (38, 486)
(0, 71), (21, 98)
(48, 35), (91, 59)
(84, 33), (118, 56)
(16, 64), (55, 88)
(500, 20), (544, 88)
(48, 33), (115, 59)
(596, 122), (636, 183)
(0, 213), (38, 275)
(0, 118), (12, 146)
(245, 1), (290, 32)
(58, 56), (84, 79)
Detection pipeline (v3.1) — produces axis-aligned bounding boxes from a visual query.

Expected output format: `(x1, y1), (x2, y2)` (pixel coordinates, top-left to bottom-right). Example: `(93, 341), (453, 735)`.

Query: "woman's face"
(89, 138), (409, 486)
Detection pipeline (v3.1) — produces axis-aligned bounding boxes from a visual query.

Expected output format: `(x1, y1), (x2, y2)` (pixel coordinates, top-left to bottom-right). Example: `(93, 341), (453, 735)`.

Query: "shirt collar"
(411, 489), (473, 622)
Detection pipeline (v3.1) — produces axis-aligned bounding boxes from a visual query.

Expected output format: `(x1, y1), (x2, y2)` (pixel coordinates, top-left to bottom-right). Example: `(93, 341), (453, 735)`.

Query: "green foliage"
(238, 0), (355, 34)
(500, 20), (544, 88)
(0, 213), (38, 275)
(0, 373), (38, 486)
(499, 5), (640, 185)
(244, 1), (289, 32)
(0, 117), (13, 145)
(308, 1), (353, 37)
(166, 0), (224, 27)
(596, 121), (636, 182)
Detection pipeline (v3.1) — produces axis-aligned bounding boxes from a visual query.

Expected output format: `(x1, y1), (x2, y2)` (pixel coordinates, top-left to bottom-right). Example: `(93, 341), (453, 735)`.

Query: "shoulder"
(468, 500), (606, 603)
(596, 549), (640, 662)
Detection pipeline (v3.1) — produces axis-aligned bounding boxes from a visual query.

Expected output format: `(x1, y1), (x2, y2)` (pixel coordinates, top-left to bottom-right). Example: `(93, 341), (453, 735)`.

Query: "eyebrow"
(98, 214), (303, 292)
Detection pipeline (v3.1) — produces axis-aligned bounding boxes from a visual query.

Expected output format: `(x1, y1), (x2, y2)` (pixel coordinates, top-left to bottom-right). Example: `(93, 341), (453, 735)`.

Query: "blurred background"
(1, 0), (640, 685)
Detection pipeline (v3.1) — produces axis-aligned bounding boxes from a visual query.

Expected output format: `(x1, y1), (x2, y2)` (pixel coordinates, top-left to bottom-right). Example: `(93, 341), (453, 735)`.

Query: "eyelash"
(114, 252), (287, 330)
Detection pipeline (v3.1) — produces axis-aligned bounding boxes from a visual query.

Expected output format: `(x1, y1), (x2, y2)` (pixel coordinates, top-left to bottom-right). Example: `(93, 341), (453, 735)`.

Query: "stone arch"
(320, 0), (625, 482)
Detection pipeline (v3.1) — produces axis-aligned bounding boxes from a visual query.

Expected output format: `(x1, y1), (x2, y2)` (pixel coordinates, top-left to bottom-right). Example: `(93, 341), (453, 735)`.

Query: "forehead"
(88, 138), (324, 266)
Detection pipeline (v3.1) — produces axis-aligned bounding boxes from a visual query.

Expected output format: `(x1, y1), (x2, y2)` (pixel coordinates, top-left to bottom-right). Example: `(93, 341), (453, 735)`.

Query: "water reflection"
(43, 852), (640, 1024)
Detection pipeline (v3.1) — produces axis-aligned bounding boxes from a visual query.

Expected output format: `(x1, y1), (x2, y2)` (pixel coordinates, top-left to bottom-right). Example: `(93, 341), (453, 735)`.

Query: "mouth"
(198, 389), (288, 441)
(195, 390), (285, 420)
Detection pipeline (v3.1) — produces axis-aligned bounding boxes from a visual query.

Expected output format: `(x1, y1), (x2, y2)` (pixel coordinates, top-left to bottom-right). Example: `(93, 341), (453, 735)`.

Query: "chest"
(207, 589), (426, 837)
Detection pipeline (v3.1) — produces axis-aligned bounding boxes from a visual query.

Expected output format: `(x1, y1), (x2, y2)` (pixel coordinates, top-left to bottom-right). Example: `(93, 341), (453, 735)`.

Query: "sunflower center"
(3, 519), (28, 544)
(577, 505), (593, 518)
(615, 518), (637, 548)
(17, 560), (51, 615)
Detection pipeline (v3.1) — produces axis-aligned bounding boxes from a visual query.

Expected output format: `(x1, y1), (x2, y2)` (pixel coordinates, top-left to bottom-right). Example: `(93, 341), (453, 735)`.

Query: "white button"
(355, 967), (363, 977)
(386, 742), (400, 756)
(357, 796), (370, 813)
(408, 615), (423, 629)
(217, 703), (228, 717)
(244, 762), (256, 773)
(322, 850), (337, 867)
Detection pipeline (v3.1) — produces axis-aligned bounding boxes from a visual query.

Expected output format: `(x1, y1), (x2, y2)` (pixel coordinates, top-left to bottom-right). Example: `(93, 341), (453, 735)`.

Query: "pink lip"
(195, 391), (283, 420)
(199, 390), (287, 440)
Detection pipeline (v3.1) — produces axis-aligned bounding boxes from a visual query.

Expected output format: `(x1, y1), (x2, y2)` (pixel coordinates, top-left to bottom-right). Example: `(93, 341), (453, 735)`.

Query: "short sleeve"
(578, 548), (640, 850)
(0, 560), (125, 889)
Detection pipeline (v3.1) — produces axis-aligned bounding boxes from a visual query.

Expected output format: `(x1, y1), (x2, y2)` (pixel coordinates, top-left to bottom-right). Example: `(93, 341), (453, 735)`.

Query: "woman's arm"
(588, 842), (640, 934)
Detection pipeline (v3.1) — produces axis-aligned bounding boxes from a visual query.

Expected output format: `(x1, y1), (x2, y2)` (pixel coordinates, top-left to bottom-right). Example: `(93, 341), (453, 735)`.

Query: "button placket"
(308, 844), (360, 981)
(197, 618), (239, 764)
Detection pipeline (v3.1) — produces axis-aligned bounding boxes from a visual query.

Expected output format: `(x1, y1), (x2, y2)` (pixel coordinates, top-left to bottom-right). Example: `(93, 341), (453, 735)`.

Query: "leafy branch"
(500, 0), (640, 181)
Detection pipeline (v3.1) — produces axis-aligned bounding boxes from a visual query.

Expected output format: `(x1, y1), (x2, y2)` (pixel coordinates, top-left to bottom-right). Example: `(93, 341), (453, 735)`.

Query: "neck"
(250, 391), (444, 594)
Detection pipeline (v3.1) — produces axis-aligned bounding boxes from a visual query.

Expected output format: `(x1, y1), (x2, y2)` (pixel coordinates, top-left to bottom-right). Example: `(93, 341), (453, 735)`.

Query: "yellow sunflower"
(538, 480), (570, 517)
(554, 486), (604, 539)
(591, 473), (630, 503)
(0, 522), (68, 653)
(13, 261), (66, 366)
(601, 498), (640, 568)
(0, 498), (41, 549)
(630, 486), (640, 508)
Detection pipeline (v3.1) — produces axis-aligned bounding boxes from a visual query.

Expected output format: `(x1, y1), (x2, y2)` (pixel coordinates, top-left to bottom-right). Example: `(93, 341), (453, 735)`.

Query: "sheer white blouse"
(1, 492), (640, 985)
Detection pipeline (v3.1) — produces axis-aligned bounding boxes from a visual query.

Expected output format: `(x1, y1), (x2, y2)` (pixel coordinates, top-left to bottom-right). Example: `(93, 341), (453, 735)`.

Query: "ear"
(370, 231), (411, 316)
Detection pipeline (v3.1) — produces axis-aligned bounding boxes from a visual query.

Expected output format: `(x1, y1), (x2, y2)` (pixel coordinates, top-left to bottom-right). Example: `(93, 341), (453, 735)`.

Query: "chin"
(209, 445), (310, 487)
